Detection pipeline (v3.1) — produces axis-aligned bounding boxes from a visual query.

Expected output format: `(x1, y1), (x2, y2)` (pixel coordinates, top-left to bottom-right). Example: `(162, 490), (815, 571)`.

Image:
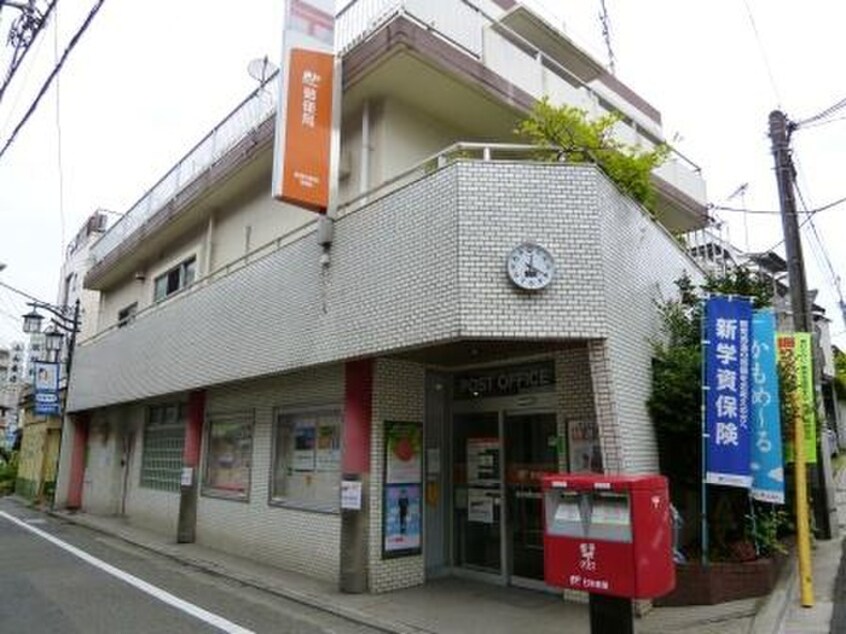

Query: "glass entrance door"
(453, 412), (502, 575)
(504, 412), (558, 581)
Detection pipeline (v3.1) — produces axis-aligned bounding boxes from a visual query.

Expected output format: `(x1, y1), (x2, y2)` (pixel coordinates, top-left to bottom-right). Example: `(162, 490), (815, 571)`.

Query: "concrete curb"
(747, 548), (797, 634)
(46, 508), (424, 634)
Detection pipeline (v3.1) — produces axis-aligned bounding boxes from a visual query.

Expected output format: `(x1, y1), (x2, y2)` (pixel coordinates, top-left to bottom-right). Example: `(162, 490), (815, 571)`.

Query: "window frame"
(153, 256), (196, 303)
(139, 402), (186, 493)
(269, 405), (343, 514)
(201, 410), (255, 502)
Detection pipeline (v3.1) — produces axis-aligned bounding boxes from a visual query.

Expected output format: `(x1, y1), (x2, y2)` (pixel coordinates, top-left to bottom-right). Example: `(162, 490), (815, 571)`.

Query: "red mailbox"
(542, 473), (674, 599)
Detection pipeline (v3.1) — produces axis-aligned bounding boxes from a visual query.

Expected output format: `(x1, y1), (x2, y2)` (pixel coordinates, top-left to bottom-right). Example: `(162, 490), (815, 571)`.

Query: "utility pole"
(769, 110), (835, 542)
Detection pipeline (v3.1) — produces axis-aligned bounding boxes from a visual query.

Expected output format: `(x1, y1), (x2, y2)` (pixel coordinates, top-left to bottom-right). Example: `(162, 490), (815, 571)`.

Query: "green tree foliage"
(517, 98), (670, 213)
(834, 347), (846, 400)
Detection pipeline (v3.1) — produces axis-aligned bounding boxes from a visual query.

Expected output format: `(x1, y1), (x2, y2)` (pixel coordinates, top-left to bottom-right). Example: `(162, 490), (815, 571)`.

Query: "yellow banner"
(777, 333), (817, 464)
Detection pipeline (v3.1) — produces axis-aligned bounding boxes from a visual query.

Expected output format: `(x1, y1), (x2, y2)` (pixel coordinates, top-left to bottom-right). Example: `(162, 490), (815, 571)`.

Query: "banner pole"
(700, 298), (709, 566)
(793, 385), (815, 606)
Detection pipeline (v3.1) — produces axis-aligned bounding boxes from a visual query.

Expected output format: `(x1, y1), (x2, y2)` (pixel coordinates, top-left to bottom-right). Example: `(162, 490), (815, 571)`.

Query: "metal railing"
(91, 0), (704, 265)
(82, 139), (707, 348)
(90, 80), (278, 262)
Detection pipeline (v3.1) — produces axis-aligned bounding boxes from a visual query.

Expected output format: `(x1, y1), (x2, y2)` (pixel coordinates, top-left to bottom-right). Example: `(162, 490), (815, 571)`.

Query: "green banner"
(778, 333), (817, 464)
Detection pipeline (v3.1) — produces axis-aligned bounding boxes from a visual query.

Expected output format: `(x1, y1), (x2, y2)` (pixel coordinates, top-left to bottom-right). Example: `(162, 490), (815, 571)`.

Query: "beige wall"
(209, 176), (315, 271)
(375, 98), (465, 183)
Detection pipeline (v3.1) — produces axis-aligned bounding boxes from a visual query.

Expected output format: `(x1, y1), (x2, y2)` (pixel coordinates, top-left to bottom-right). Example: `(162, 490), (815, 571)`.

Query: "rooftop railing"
(91, 0), (704, 265)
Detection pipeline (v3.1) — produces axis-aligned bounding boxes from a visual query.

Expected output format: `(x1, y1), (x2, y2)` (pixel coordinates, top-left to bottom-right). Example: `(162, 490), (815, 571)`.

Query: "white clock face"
(506, 243), (555, 290)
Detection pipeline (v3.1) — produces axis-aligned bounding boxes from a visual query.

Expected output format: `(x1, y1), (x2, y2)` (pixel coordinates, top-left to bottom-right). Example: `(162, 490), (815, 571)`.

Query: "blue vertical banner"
(750, 310), (784, 503)
(34, 361), (61, 416)
(704, 296), (753, 488)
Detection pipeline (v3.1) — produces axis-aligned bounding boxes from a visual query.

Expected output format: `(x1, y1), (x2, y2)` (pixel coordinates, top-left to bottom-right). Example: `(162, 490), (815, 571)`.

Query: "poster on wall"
(467, 488), (494, 524)
(315, 422), (340, 471)
(467, 437), (500, 485)
(383, 421), (423, 558)
(383, 484), (422, 556)
(385, 422), (422, 484)
(293, 421), (316, 471)
(567, 420), (602, 473)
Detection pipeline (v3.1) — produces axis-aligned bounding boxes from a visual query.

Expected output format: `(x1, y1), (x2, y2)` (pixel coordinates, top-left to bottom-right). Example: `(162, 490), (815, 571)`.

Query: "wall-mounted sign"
(340, 479), (363, 510)
(454, 361), (555, 400)
(273, 0), (338, 213)
(385, 422), (422, 485)
(383, 421), (423, 558)
(34, 361), (60, 416)
(383, 484), (421, 555)
(568, 420), (602, 474)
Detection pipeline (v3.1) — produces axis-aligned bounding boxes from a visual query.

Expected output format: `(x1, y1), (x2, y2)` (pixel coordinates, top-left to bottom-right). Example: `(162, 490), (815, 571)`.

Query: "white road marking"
(24, 518), (47, 525)
(0, 510), (255, 634)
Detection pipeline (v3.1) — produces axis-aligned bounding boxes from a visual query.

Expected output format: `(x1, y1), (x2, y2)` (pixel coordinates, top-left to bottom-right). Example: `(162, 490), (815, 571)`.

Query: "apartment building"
(55, 1), (708, 594)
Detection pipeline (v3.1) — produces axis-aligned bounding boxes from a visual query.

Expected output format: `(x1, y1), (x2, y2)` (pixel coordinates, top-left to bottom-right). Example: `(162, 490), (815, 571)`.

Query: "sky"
(0, 0), (844, 349)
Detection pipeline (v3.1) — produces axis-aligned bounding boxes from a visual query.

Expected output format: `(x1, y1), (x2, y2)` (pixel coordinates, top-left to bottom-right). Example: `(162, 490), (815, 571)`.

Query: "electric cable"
(710, 194), (846, 216)
(0, 0), (105, 162)
(742, 0), (782, 106)
(0, 0), (58, 105)
(52, 0), (65, 257)
(795, 97), (846, 129)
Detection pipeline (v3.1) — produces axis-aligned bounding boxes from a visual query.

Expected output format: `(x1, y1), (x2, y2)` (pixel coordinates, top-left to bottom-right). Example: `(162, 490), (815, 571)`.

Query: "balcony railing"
(90, 82), (278, 263)
(91, 0), (704, 266)
(82, 140), (697, 348)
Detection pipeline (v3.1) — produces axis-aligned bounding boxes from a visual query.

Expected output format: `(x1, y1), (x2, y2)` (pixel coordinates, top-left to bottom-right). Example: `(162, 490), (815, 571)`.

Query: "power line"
(0, 0), (105, 162)
(0, 278), (50, 305)
(742, 0), (781, 106)
(795, 96), (846, 128)
(0, 0), (58, 105)
(710, 193), (846, 216)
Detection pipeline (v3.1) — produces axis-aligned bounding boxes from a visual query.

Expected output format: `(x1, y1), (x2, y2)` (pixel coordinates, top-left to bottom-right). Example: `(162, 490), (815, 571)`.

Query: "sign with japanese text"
(273, 0), (337, 212)
(750, 310), (784, 503)
(34, 361), (60, 416)
(704, 296), (752, 488)
(777, 333), (817, 464)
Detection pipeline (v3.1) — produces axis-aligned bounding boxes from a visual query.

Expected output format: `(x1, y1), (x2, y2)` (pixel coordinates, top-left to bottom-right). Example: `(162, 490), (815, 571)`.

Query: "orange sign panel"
(280, 48), (334, 212)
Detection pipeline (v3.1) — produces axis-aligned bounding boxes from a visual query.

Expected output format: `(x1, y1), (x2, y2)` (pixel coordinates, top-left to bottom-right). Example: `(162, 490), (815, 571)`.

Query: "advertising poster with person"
(383, 421), (423, 557)
(383, 484), (421, 554)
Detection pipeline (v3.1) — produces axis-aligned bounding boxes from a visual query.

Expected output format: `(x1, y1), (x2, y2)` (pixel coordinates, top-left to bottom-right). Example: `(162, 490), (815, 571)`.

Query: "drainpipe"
(359, 100), (371, 200)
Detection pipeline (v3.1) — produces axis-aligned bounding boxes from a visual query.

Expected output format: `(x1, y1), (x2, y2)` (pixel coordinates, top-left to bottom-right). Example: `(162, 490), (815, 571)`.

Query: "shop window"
(117, 302), (138, 327)
(140, 403), (186, 492)
(203, 412), (254, 500)
(271, 409), (341, 512)
(153, 257), (196, 302)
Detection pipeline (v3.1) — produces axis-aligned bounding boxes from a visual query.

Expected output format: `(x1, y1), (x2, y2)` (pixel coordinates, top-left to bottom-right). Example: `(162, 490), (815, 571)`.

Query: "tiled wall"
(69, 162), (615, 412)
(196, 364), (344, 581)
(595, 175), (704, 473)
(368, 358), (426, 592)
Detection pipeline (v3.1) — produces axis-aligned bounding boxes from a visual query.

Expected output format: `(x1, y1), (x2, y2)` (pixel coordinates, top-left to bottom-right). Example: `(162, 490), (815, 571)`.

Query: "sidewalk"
(775, 463), (846, 633)
(17, 487), (839, 634)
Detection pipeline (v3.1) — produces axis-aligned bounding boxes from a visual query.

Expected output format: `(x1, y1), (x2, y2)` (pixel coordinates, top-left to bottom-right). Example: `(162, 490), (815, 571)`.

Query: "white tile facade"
(68, 162), (704, 594)
(368, 358), (426, 592)
(197, 364), (344, 581)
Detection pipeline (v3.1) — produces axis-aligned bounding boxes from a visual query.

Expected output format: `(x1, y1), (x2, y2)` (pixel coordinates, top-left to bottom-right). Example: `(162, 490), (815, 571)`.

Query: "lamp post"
(21, 298), (81, 400)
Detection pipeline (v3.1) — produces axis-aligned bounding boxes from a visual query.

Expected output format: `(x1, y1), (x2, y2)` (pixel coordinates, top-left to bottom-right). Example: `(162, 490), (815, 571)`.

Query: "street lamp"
(44, 326), (64, 353)
(20, 299), (81, 380)
(22, 309), (44, 334)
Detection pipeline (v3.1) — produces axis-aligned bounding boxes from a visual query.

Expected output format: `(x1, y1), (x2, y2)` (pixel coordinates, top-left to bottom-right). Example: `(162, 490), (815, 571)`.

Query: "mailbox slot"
(588, 491), (632, 543)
